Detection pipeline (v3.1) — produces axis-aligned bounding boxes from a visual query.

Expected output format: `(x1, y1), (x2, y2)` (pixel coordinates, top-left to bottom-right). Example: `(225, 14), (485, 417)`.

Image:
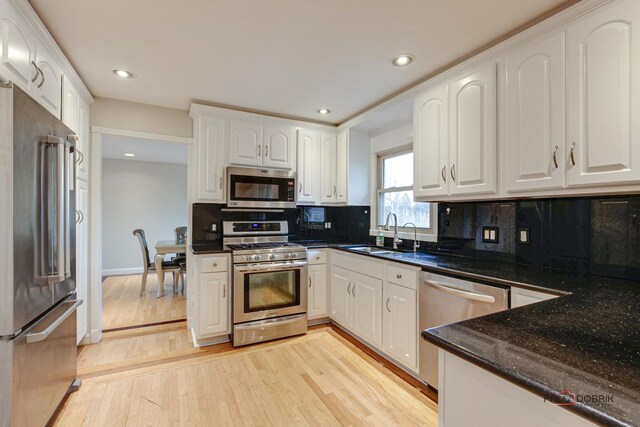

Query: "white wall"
(102, 158), (188, 275)
(91, 97), (192, 138)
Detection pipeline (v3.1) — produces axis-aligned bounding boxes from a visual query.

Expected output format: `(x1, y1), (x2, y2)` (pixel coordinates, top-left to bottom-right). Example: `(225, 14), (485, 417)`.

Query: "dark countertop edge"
(332, 246), (571, 296)
(422, 330), (629, 427)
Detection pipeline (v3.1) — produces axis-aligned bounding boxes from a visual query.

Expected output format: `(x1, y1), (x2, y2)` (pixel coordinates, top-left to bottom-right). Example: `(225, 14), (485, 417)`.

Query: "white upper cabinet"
(0, 10), (36, 88)
(505, 31), (566, 193)
(229, 120), (295, 169)
(263, 125), (295, 169)
(76, 97), (89, 181)
(229, 120), (263, 167)
(413, 84), (449, 198)
(297, 128), (320, 204)
(565, 0), (640, 188)
(449, 63), (497, 196)
(320, 132), (337, 203)
(196, 115), (226, 202)
(62, 76), (79, 132)
(34, 49), (62, 117)
(336, 130), (348, 203)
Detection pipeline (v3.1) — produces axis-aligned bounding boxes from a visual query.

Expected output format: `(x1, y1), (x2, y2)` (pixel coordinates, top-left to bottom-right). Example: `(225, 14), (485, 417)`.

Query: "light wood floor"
(102, 274), (187, 330)
(55, 326), (438, 426)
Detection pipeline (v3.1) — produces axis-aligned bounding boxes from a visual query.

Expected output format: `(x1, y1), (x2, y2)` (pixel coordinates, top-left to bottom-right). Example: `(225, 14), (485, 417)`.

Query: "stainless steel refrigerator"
(0, 82), (82, 427)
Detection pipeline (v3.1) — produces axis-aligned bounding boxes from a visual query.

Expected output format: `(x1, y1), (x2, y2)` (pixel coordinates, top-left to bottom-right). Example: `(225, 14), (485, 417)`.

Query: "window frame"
(373, 146), (437, 241)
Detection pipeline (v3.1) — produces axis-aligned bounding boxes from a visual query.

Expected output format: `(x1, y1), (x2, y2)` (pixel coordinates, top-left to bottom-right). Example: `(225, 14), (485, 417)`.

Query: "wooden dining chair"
(133, 229), (181, 296)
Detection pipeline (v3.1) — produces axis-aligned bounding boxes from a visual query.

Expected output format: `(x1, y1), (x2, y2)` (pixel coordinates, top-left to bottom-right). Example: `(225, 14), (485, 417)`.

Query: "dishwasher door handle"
(424, 281), (496, 303)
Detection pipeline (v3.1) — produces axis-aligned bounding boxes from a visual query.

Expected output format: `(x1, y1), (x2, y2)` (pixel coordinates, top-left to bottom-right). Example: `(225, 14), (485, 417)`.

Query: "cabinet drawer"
(384, 263), (418, 290)
(308, 250), (326, 265)
(198, 255), (228, 273)
(331, 251), (383, 279)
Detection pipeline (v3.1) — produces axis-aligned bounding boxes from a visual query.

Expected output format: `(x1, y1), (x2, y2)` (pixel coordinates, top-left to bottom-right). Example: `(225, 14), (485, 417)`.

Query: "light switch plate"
(482, 226), (499, 243)
(519, 228), (530, 244)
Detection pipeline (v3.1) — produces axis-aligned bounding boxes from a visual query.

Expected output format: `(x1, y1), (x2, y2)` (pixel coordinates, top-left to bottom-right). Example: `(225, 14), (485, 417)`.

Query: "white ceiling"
(30, 0), (571, 125)
(102, 134), (188, 165)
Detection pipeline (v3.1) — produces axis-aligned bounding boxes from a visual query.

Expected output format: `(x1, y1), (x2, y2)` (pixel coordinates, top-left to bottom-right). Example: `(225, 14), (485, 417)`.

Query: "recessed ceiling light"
(391, 54), (415, 67)
(317, 108), (331, 115)
(124, 153), (135, 157)
(113, 69), (135, 78)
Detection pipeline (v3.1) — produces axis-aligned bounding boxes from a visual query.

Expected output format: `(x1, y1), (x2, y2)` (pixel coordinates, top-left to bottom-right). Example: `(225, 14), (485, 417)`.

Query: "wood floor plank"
(54, 325), (437, 426)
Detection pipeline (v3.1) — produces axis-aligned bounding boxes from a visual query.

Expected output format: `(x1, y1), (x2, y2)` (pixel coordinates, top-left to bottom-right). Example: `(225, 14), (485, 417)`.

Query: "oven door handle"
(234, 261), (308, 273)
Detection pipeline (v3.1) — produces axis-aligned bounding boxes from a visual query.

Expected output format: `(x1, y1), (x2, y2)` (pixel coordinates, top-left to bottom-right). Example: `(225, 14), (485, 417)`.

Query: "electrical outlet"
(210, 223), (217, 232)
(482, 226), (499, 243)
(519, 228), (530, 244)
(325, 222), (332, 229)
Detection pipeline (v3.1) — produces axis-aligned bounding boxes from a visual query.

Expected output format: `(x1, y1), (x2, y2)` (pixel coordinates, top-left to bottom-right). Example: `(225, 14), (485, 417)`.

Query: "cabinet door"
(566, 0), (640, 187)
(511, 287), (558, 308)
(308, 264), (327, 319)
(413, 84), (450, 198)
(449, 63), (497, 196)
(383, 282), (417, 371)
(335, 130), (348, 203)
(62, 77), (79, 133)
(263, 125), (295, 169)
(229, 120), (263, 167)
(76, 98), (89, 181)
(320, 132), (337, 203)
(296, 129), (319, 204)
(35, 48), (62, 118)
(197, 116), (226, 202)
(0, 11), (37, 88)
(352, 273), (382, 347)
(330, 265), (351, 326)
(505, 32), (565, 193)
(75, 179), (89, 344)
(199, 272), (229, 337)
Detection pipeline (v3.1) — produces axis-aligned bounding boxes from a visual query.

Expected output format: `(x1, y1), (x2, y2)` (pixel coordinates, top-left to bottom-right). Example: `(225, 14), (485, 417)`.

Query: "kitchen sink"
(348, 246), (396, 255)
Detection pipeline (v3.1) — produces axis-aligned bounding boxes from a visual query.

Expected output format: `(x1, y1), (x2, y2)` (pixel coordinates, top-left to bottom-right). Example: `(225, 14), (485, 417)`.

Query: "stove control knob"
(254, 255), (262, 261)
(269, 254), (277, 260)
(246, 255), (254, 262)
(291, 253), (298, 259)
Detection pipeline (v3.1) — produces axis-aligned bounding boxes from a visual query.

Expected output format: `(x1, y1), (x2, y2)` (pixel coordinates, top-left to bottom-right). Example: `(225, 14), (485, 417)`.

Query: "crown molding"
(10, 0), (94, 104)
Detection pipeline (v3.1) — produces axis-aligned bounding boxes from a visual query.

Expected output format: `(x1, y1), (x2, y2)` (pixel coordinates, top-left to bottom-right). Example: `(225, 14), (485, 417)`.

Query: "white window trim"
(368, 141), (438, 243)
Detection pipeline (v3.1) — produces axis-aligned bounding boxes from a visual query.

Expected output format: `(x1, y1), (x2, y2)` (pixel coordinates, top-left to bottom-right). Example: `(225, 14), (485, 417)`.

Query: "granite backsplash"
(413, 196), (640, 281)
(192, 204), (371, 246)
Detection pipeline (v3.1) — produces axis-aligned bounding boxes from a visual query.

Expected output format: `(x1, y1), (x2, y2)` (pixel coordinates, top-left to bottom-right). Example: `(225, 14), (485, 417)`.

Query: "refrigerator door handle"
(25, 299), (82, 344)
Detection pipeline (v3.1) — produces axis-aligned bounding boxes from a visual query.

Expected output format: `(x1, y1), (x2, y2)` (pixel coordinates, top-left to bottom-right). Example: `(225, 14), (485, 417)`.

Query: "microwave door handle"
(424, 280), (496, 303)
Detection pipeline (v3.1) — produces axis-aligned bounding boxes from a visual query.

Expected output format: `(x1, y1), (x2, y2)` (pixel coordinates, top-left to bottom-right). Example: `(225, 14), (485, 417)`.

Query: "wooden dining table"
(154, 240), (187, 297)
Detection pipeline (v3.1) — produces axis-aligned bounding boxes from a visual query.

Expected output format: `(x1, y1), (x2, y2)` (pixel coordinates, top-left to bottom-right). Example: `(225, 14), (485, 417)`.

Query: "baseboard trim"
(102, 267), (144, 277)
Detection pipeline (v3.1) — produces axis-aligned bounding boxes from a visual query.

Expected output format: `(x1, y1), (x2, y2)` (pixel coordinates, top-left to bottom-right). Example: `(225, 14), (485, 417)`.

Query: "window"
(376, 149), (433, 233)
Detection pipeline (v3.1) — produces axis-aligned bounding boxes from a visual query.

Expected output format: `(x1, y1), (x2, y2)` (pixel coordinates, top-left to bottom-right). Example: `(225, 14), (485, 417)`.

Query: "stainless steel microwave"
(227, 167), (296, 208)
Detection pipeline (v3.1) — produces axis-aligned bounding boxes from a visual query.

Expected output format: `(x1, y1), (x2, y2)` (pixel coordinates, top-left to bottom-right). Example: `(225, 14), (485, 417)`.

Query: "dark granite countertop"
(313, 244), (640, 426)
(190, 243), (231, 254)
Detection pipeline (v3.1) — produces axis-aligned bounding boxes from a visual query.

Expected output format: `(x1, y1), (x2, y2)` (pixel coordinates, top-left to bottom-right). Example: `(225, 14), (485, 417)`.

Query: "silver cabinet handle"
(569, 142), (576, 166)
(219, 176), (223, 189)
(442, 166), (446, 183)
(76, 210), (81, 224)
(78, 210), (84, 224)
(333, 185), (336, 196)
(75, 149), (83, 165)
(347, 283), (352, 296)
(223, 284), (226, 298)
(264, 145), (268, 157)
(386, 298), (391, 312)
(257, 145), (261, 157)
(553, 145), (559, 169)
(315, 255), (320, 260)
(396, 273), (402, 279)
(26, 299), (82, 344)
(352, 284), (356, 298)
(299, 182), (302, 193)
(309, 276), (312, 288)
(31, 61), (39, 83)
(450, 164), (456, 182)
(424, 280), (496, 303)
(213, 262), (217, 267)
(37, 66), (45, 88)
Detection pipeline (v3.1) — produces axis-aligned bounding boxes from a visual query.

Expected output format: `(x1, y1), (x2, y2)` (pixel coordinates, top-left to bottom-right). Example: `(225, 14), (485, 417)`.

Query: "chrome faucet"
(402, 222), (420, 252)
(384, 212), (403, 249)
(296, 211), (310, 225)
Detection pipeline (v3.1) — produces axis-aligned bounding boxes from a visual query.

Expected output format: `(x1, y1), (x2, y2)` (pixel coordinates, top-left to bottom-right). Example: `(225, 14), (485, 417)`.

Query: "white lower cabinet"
(330, 252), (418, 370)
(194, 255), (231, 341)
(383, 281), (418, 372)
(511, 286), (558, 308)
(75, 179), (89, 344)
(308, 264), (327, 319)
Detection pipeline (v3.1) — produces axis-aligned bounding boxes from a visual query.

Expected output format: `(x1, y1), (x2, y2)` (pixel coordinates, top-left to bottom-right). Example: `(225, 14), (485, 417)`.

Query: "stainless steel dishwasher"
(419, 271), (509, 389)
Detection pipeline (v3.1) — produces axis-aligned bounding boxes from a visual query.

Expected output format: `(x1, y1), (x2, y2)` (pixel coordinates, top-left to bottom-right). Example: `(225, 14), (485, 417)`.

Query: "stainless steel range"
(224, 221), (308, 346)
